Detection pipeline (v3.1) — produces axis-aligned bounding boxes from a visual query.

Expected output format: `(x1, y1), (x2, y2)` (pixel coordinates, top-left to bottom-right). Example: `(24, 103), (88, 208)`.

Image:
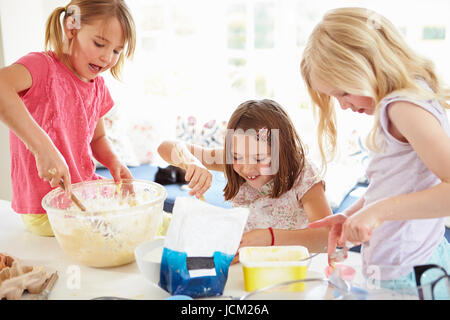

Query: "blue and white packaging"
(159, 197), (249, 298)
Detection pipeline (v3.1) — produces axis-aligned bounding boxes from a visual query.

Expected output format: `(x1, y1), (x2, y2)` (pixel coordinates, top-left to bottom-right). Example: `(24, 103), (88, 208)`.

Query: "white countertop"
(0, 199), (365, 300)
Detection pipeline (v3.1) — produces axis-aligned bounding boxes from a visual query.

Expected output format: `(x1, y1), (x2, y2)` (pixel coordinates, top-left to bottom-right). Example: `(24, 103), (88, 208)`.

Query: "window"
(254, 2), (275, 49)
(110, 0), (450, 146)
(422, 26), (446, 40)
(225, 1), (279, 99)
(122, 0), (311, 123)
(227, 4), (246, 50)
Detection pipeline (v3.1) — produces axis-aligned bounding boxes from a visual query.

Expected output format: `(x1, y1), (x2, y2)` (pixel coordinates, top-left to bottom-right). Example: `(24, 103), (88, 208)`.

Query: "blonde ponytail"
(44, 6), (67, 58)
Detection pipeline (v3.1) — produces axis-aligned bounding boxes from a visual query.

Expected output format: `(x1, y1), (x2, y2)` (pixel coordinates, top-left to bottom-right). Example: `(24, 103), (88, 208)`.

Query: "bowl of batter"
(42, 179), (167, 267)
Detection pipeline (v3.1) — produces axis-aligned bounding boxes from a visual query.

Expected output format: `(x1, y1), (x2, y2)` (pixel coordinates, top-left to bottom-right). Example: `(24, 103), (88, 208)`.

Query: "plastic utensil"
(328, 268), (351, 294)
(299, 251), (320, 263)
(324, 264), (356, 281)
(328, 268), (370, 300)
(329, 241), (355, 264)
(332, 285), (369, 300)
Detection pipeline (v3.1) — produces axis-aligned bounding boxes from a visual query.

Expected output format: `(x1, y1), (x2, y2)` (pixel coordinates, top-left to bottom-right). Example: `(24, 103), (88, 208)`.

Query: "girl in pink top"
(303, 8), (449, 296)
(158, 99), (333, 261)
(0, 0), (136, 236)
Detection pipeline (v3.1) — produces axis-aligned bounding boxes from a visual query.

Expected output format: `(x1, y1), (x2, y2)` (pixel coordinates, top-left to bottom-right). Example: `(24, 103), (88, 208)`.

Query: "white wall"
(0, 126), (10, 201)
(0, 125), (11, 202)
(0, 0), (63, 200)
(0, 0), (46, 65)
(0, 11), (11, 201)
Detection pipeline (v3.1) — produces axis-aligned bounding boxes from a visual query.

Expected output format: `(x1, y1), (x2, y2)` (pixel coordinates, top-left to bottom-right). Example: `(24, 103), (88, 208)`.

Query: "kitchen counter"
(0, 199), (365, 300)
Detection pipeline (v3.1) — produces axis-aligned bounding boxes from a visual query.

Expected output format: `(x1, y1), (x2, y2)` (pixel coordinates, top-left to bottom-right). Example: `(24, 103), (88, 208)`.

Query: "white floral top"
(232, 160), (324, 232)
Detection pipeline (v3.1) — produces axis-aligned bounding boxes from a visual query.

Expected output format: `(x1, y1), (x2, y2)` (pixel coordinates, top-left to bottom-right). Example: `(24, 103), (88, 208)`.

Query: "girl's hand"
(230, 229), (272, 265)
(240, 228), (272, 247)
(308, 213), (347, 266)
(184, 163), (212, 199)
(107, 161), (133, 183)
(106, 161), (135, 197)
(340, 208), (381, 244)
(34, 142), (71, 193)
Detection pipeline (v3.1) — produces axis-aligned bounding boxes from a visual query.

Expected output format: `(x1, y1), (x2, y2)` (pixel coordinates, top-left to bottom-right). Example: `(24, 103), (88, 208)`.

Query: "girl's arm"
(158, 140), (223, 197)
(157, 140), (224, 172)
(275, 182), (332, 252)
(0, 64), (71, 191)
(366, 101), (450, 220)
(90, 118), (133, 182)
(307, 195), (365, 229)
(238, 182), (333, 254)
(341, 195), (365, 217)
(307, 194), (365, 261)
(379, 101), (450, 219)
(342, 101), (450, 243)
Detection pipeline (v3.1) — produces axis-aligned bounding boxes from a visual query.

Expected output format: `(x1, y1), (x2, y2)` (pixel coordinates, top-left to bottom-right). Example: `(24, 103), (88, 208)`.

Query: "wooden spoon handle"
(59, 180), (86, 211)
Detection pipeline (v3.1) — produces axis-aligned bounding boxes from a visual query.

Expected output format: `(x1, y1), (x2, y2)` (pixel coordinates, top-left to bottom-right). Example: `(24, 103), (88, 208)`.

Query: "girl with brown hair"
(158, 99), (332, 258)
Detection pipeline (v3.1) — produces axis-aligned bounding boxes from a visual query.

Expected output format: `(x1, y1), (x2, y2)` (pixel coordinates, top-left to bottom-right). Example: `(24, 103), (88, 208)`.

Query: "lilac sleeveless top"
(362, 81), (449, 280)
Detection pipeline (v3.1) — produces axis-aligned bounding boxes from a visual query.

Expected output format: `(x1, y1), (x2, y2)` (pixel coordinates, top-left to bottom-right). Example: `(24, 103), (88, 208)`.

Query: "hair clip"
(257, 127), (270, 142)
(65, 5), (81, 30)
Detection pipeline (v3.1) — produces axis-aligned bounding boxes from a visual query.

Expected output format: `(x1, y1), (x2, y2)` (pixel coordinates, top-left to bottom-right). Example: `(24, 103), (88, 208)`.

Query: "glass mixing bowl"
(42, 179), (167, 268)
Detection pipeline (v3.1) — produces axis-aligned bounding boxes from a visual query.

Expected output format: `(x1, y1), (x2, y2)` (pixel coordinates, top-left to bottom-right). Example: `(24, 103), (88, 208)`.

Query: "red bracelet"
(268, 227), (274, 246)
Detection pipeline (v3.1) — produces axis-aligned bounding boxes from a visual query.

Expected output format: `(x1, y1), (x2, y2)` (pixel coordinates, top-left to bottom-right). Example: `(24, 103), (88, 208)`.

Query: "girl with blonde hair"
(303, 7), (450, 296)
(0, 0), (136, 236)
(158, 99), (332, 261)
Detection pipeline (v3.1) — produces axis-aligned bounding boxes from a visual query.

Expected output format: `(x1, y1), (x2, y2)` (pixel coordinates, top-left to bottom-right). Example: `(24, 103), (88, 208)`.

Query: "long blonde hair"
(45, 0), (136, 80)
(300, 7), (450, 165)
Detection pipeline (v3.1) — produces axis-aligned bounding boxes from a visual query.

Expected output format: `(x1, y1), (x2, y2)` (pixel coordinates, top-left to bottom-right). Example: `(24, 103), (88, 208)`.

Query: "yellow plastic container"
(239, 246), (310, 292)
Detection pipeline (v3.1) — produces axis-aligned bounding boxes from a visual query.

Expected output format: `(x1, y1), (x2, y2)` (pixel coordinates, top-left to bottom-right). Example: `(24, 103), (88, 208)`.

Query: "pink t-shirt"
(231, 160), (324, 232)
(10, 51), (114, 214)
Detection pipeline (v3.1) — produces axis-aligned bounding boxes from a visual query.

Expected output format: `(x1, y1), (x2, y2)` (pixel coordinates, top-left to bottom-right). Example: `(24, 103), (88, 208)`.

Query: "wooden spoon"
(59, 179), (86, 211)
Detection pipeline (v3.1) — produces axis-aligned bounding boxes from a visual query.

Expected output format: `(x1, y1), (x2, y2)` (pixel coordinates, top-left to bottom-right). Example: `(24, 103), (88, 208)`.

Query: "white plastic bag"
(159, 197), (249, 297)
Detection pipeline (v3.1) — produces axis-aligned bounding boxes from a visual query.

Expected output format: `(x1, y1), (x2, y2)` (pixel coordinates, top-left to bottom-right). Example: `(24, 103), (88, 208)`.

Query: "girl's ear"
(62, 16), (79, 54)
(63, 16), (78, 40)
